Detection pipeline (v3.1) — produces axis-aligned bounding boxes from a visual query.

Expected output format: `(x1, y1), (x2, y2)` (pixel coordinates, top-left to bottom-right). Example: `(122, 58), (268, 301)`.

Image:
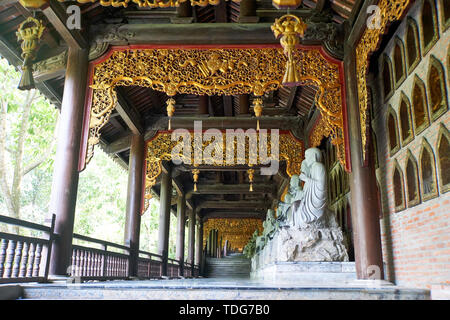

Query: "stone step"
(19, 279), (431, 300)
(205, 256), (251, 278)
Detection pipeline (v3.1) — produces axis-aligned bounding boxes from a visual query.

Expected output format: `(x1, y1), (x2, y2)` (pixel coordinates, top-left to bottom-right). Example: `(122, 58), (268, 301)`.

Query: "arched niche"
(437, 125), (450, 193)
(411, 76), (430, 135)
(381, 54), (394, 101)
(406, 18), (421, 73)
(387, 106), (400, 156)
(393, 37), (406, 86)
(405, 150), (421, 207)
(392, 160), (406, 212)
(421, 0), (440, 55)
(399, 92), (414, 145)
(438, 0), (449, 31)
(427, 56), (448, 120)
(419, 139), (438, 201)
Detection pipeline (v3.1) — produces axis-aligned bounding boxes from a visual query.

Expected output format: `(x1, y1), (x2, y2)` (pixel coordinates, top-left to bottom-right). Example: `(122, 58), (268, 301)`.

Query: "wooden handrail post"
(43, 214), (56, 281)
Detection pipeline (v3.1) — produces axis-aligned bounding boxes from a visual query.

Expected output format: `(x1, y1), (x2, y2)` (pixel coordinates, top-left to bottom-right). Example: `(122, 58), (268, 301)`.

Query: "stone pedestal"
(251, 261), (357, 284)
(251, 212), (353, 284)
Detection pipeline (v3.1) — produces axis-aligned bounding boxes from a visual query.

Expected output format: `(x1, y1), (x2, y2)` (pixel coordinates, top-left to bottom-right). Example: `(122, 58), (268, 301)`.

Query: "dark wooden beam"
(105, 134), (132, 154)
(202, 210), (265, 220)
(186, 183), (276, 197)
(286, 86), (298, 113)
(42, 0), (88, 49)
(116, 89), (144, 135)
(197, 200), (270, 209)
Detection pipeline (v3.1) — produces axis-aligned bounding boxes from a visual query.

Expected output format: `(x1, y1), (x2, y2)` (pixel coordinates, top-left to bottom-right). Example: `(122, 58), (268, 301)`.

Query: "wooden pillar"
(344, 46), (384, 280)
(157, 163), (172, 277)
(187, 208), (195, 266)
(49, 48), (88, 276)
(175, 194), (186, 276)
(198, 95), (209, 115)
(238, 94), (250, 115)
(124, 134), (144, 278)
(195, 218), (203, 267)
(238, 0), (259, 23)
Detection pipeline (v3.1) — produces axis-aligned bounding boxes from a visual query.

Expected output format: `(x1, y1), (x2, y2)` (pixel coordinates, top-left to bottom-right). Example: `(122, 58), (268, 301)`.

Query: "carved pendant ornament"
(142, 131), (304, 212)
(84, 46), (347, 172)
(356, 0), (410, 162)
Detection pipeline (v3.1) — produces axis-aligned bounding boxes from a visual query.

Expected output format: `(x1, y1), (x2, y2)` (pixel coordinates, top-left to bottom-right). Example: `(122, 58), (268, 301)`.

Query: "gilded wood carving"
(87, 47), (346, 171)
(356, 0), (411, 161)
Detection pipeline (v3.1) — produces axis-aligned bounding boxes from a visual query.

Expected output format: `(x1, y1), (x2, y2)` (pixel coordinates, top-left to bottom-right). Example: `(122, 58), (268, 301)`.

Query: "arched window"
(399, 92), (414, 145)
(387, 107), (400, 155)
(406, 18), (421, 72)
(405, 151), (421, 207)
(381, 55), (394, 100)
(421, 0), (439, 54)
(393, 161), (406, 212)
(428, 56), (448, 120)
(439, 0), (449, 30)
(412, 76), (430, 134)
(437, 125), (450, 193)
(393, 38), (406, 85)
(420, 139), (438, 201)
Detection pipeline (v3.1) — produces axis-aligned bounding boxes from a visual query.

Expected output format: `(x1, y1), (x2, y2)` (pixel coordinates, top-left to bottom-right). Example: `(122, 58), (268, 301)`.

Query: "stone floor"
(18, 277), (431, 300)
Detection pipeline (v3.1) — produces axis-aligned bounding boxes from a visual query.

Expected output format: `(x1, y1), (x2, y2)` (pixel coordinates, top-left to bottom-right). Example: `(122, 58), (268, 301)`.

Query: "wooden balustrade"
(0, 214), (55, 284)
(1, 214), (201, 283)
(70, 233), (130, 280)
(137, 250), (164, 279)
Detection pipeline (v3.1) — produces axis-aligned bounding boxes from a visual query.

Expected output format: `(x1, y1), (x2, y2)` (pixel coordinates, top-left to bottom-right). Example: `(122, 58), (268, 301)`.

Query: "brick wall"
(372, 0), (450, 289)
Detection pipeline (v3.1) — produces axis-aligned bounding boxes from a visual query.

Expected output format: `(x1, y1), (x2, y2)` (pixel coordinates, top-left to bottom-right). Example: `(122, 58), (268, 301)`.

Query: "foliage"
(0, 56), (176, 257)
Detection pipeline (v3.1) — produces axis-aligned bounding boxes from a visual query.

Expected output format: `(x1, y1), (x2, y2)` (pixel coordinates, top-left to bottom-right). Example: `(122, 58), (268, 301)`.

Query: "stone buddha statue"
(291, 147), (327, 228)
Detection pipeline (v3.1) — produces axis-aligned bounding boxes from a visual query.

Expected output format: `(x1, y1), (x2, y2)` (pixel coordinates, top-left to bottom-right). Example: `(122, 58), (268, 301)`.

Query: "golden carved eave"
(82, 46), (347, 174)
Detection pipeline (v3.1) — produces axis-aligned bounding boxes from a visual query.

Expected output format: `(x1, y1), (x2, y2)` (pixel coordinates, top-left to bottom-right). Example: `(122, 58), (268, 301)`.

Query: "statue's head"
(305, 148), (323, 165)
(290, 174), (300, 188)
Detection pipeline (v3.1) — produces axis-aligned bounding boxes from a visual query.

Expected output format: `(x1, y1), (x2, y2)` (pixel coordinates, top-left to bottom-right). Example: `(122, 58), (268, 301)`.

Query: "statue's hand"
(300, 172), (308, 182)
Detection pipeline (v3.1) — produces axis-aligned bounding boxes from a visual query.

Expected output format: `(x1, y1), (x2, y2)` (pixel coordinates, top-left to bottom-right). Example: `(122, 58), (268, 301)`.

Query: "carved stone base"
(252, 211), (349, 268)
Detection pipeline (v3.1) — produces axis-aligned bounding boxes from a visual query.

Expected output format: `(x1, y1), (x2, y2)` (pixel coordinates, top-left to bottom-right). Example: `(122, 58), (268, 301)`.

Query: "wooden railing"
(137, 250), (163, 279)
(0, 214), (202, 283)
(167, 258), (181, 278)
(70, 233), (130, 280)
(0, 214), (55, 284)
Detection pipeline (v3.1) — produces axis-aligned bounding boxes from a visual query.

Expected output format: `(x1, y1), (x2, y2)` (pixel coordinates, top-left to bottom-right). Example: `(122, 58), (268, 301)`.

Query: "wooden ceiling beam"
(186, 183), (276, 197)
(197, 200), (270, 209)
(116, 89), (144, 135)
(42, 0), (88, 50)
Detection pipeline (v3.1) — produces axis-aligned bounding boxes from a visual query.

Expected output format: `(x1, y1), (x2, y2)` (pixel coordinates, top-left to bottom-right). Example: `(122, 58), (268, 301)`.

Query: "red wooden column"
(175, 194), (186, 277)
(157, 163), (172, 277)
(124, 134), (144, 278)
(187, 207), (195, 273)
(344, 46), (384, 280)
(48, 48), (89, 276)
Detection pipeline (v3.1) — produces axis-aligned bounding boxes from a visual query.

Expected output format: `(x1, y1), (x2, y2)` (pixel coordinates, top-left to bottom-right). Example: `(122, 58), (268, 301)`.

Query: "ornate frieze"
(57, 0), (240, 8)
(142, 131), (304, 212)
(356, 0), (411, 162)
(85, 47), (347, 172)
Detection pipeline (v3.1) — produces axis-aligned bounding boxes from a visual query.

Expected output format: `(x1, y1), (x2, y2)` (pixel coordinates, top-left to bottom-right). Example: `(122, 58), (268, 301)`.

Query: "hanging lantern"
(166, 98), (176, 130)
(192, 169), (200, 192)
(271, 14), (307, 87)
(247, 168), (255, 192)
(252, 98), (263, 131)
(16, 17), (45, 91)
